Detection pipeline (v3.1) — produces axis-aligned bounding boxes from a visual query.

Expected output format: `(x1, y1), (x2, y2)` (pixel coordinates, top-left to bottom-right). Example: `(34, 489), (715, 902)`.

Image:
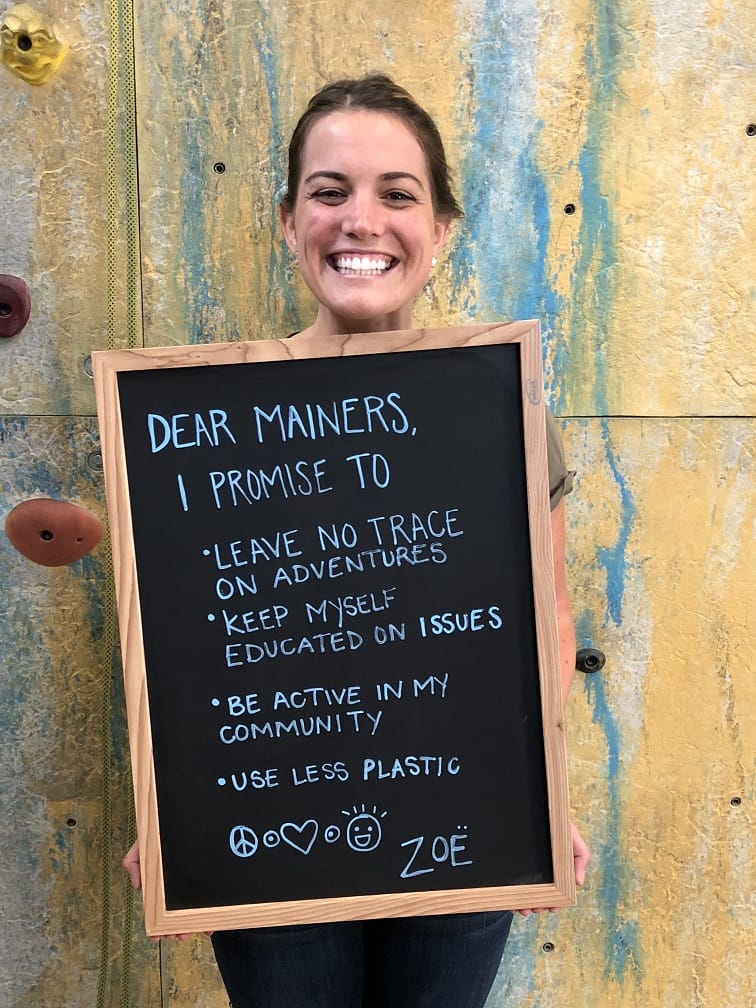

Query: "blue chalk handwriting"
(208, 458), (333, 509)
(147, 409), (237, 453)
(418, 605), (503, 638)
(400, 828), (473, 879)
(251, 393), (412, 445)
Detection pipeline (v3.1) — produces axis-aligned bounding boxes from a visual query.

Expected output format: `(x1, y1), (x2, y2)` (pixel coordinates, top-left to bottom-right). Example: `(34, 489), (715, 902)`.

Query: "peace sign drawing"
(229, 825), (258, 858)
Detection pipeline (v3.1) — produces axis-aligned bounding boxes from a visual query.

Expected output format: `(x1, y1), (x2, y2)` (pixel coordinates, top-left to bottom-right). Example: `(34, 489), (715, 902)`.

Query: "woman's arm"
(551, 499), (576, 701)
(516, 499), (590, 916)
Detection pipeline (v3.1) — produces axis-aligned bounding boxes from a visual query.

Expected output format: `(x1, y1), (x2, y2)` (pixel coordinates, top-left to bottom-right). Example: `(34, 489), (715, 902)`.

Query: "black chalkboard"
(94, 324), (574, 934)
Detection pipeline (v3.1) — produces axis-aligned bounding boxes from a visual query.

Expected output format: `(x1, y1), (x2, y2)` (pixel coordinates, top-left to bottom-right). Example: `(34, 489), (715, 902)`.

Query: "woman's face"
(280, 109), (450, 335)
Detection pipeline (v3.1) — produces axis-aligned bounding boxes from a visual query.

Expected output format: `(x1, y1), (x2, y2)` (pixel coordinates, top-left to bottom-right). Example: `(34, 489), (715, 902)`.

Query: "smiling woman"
(122, 73), (590, 1008)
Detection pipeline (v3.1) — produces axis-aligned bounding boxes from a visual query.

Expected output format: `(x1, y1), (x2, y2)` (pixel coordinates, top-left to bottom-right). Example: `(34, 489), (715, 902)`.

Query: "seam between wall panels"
(102, 0), (142, 1006)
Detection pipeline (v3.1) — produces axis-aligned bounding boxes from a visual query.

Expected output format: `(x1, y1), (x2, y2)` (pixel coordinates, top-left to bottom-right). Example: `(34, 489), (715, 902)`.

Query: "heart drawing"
(280, 820), (318, 855)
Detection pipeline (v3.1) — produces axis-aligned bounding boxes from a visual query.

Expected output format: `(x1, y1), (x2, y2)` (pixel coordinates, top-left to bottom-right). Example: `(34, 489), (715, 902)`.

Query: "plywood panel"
(0, 1), (131, 417)
(134, 0), (755, 416)
(537, 417), (754, 1008)
(0, 416), (158, 1007)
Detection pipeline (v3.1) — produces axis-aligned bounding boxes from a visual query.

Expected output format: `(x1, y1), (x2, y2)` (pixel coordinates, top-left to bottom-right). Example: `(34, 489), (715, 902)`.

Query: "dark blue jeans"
(212, 911), (513, 1008)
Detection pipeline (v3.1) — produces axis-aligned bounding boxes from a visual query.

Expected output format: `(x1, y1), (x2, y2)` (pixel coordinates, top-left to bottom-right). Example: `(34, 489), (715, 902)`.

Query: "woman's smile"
(328, 253), (396, 276)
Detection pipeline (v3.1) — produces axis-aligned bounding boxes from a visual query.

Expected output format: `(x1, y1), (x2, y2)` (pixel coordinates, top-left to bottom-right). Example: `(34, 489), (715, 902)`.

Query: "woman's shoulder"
(545, 408), (575, 510)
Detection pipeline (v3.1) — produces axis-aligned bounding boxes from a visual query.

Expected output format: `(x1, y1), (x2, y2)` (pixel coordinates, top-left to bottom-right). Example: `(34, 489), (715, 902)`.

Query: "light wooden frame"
(93, 321), (575, 936)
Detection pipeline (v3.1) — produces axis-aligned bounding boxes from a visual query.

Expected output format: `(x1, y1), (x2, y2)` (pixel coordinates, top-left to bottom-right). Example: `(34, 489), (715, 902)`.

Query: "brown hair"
(281, 74), (463, 220)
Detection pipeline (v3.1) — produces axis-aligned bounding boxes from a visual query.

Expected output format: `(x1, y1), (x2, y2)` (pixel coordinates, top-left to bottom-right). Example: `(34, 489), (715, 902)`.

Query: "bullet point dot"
(211, 698), (220, 707)
(203, 548), (210, 556)
(207, 613), (215, 622)
(217, 778), (226, 787)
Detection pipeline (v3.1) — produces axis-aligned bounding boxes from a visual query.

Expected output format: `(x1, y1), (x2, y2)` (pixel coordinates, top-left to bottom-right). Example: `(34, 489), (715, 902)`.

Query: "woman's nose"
(341, 194), (385, 238)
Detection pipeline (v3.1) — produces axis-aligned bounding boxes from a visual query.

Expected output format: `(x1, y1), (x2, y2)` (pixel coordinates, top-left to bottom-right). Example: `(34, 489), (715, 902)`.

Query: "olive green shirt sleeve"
(545, 409), (575, 511)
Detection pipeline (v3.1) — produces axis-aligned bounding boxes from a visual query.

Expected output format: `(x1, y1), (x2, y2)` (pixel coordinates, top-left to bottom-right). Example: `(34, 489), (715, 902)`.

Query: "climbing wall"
(1, 1), (753, 1006)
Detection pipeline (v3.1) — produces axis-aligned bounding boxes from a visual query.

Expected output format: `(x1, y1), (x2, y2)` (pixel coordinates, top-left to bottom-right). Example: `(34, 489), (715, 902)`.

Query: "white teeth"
(334, 255), (391, 274)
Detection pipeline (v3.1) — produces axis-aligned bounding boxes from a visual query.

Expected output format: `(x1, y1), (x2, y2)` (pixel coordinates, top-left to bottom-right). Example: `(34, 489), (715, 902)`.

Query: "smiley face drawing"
(343, 804), (387, 853)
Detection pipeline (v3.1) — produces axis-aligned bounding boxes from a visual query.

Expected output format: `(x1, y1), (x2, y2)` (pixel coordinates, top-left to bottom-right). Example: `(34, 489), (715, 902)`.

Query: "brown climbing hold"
(0, 275), (32, 337)
(4, 498), (103, 566)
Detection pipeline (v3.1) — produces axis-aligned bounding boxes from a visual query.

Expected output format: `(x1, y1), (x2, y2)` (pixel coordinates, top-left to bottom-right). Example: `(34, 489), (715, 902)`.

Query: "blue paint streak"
(573, 1), (630, 588)
(172, 35), (221, 345)
(567, 6), (643, 980)
(452, 2), (564, 403)
(564, 3), (626, 415)
(581, 605), (642, 983)
(251, 9), (300, 332)
(596, 420), (636, 626)
(169, 2), (300, 342)
(577, 500), (641, 986)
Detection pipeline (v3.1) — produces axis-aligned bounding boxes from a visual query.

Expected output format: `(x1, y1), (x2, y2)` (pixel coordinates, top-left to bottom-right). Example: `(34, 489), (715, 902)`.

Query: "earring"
(431, 257), (437, 267)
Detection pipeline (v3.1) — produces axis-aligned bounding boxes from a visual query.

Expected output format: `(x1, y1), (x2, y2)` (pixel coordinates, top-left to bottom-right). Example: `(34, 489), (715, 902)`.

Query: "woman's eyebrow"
(303, 170), (426, 189)
(380, 171), (426, 189)
(303, 171), (348, 185)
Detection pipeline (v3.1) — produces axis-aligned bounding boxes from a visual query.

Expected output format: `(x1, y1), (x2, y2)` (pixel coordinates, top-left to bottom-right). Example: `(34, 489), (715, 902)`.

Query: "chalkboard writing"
(93, 323), (574, 935)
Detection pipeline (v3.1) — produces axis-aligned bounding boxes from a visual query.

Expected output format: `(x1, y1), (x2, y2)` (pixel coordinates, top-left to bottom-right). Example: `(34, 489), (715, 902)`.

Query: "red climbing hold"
(5, 498), (103, 566)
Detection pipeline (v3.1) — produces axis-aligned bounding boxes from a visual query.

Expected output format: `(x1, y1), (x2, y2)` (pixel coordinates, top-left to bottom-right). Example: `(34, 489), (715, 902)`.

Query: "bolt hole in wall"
(746, 124), (756, 136)
(66, 819), (77, 828)
(0, 303), (11, 317)
(213, 162), (226, 174)
(730, 797), (742, 807)
(575, 648), (606, 673)
(17, 33), (32, 51)
(563, 203), (576, 215)
(542, 943), (555, 953)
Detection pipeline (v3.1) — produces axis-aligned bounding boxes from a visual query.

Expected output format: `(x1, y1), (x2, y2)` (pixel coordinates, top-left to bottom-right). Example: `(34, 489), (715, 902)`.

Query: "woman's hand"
(570, 819), (591, 886)
(123, 841), (142, 891)
(516, 819), (591, 917)
(122, 842), (210, 941)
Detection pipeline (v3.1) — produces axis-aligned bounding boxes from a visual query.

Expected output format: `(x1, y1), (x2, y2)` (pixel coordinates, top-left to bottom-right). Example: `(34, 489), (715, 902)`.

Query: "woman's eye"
(310, 189), (347, 204)
(384, 190), (416, 203)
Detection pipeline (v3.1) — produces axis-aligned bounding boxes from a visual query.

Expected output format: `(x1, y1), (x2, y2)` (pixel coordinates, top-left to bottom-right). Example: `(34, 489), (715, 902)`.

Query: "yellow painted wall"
(1, 1), (753, 1005)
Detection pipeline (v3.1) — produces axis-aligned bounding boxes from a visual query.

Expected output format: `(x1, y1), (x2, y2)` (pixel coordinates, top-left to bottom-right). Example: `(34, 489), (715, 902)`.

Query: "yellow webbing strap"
(100, 0), (141, 1005)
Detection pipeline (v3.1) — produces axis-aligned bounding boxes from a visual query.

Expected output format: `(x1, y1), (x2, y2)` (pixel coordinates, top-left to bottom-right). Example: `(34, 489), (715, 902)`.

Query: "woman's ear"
(279, 203), (297, 253)
(433, 215), (452, 255)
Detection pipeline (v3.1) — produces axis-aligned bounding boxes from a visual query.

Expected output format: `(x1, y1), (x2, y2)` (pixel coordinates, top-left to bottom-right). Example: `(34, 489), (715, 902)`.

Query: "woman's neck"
(296, 304), (415, 340)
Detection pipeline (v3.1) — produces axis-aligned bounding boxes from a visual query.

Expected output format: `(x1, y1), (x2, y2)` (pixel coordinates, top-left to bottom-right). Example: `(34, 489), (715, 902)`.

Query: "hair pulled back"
(281, 73), (463, 220)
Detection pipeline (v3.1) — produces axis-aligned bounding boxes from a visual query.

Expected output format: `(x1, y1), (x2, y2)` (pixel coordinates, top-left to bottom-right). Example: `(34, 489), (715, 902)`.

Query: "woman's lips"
(328, 254), (397, 275)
